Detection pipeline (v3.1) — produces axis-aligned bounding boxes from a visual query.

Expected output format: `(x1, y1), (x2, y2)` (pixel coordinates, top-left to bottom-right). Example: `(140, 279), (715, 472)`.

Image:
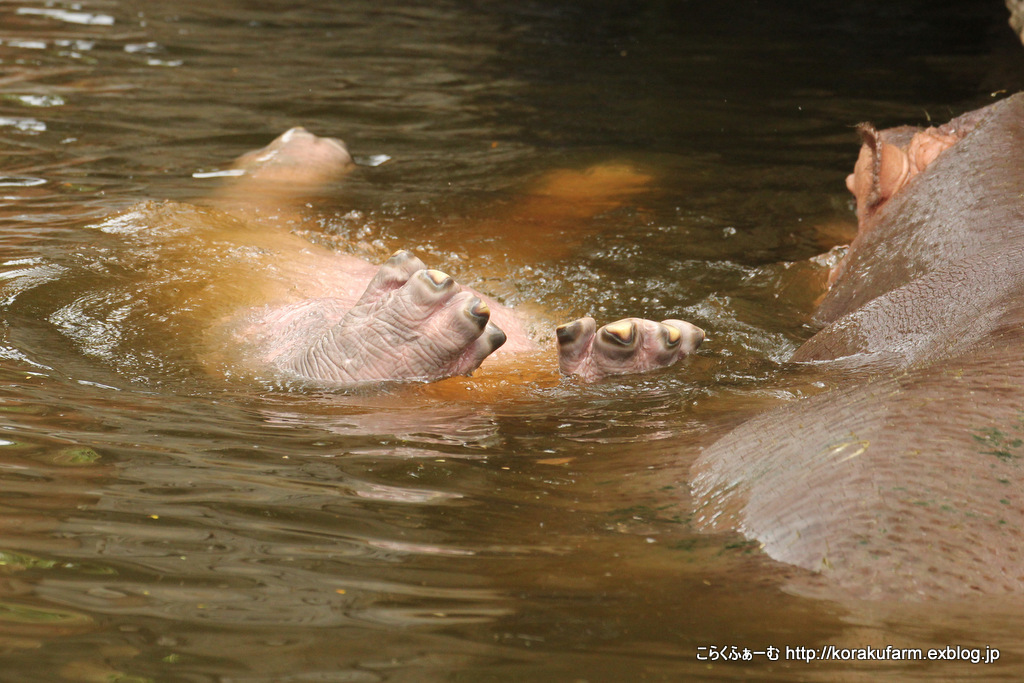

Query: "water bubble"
(354, 154), (392, 167)
(0, 117), (45, 133)
(0, 176), (46, 187)
(7, 94), (65, 108)
(192, 169), (246, 179)
(16, 7), (115, 26)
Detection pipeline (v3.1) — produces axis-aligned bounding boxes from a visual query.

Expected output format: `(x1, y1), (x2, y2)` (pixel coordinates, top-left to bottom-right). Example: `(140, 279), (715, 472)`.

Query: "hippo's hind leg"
(210, 127), (357, 223)
(273, 250), (507, 387)
(556, 316), (704, 381)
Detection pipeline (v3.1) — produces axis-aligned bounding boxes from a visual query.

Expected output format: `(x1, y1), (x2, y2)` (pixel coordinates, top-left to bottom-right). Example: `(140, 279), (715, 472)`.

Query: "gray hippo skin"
(200, 129), (704, 387)
(692, 93), (1024, 600)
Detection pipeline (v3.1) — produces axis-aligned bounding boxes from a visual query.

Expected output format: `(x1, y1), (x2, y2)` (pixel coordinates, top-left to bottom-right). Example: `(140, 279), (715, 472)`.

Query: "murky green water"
(0, 1), (1021, 681)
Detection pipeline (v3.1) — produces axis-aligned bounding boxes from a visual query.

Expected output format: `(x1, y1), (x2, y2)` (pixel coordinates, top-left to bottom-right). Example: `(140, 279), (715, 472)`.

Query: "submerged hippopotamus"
(692, 94), (1024, 600)
(76, 128), (703, 388)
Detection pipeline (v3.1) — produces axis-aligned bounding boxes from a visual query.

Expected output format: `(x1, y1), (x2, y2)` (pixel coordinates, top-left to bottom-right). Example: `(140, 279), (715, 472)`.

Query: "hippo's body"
(67, 128), (703, 389)
(692, 94), (1024, 599)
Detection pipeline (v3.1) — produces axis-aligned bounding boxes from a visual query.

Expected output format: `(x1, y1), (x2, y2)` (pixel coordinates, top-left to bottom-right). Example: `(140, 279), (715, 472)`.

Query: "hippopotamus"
(71, 127), (703, 389)
(691, 93), (1024, 600)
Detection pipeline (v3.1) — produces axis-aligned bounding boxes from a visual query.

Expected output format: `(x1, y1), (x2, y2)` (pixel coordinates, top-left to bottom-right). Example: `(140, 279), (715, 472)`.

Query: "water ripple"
(16, 7), (115, 27)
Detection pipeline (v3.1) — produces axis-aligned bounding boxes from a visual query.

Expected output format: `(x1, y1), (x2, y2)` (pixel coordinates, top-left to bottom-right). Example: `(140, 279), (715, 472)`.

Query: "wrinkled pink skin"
(692, 94), (1024, 601)
(215, 128), (704, 387)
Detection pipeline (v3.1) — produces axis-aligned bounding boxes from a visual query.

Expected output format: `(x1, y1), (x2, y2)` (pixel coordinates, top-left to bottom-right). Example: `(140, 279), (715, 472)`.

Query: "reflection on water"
(0, 0), (1022, 680)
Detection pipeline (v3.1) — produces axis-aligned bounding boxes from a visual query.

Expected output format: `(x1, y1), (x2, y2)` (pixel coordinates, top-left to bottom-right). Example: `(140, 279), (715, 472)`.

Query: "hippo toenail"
(423, 269), (453, 288)
(556, 320), (584, 346)
(484, 322), (507, 351)
(466, 297), (490, 327)
(388, 249), (415, 264)
(601, 320), (636, 346)
(662, 323), (681, 348)
(280, 127), (308, 143)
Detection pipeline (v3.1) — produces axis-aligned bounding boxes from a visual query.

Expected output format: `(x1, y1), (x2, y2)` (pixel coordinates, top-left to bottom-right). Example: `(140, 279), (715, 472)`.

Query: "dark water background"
(0, 1), (1021, 680)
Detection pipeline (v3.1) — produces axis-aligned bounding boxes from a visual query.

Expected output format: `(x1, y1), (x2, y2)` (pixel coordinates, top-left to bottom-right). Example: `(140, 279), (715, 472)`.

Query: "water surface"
(0, 1), (1020, 680)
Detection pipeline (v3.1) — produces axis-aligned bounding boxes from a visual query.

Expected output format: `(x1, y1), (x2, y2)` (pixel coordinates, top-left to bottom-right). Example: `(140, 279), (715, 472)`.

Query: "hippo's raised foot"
(556, 316), (704, 381)
(274, 250), (506, 386)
